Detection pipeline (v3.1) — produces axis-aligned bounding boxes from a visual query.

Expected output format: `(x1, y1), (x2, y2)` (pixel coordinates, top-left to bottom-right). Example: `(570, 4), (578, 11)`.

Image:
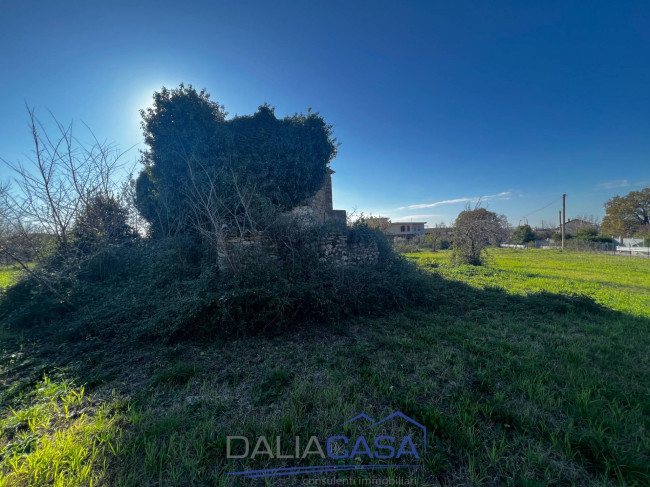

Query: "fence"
(500, 242), (650, 258)
(614, 246), (650, 257)
(537, 240), (616, 252)
(502, 241), (616, 251)
(613, 237), (644, 247)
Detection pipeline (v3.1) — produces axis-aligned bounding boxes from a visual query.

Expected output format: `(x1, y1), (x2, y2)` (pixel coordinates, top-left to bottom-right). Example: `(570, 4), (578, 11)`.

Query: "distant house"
(559, 219), (599, 235)
(532, 226), (554, 239)
(385, 221), (426, 238)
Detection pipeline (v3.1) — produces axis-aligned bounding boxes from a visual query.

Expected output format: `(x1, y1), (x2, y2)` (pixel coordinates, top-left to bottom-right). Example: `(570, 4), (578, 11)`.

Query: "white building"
(386, 222), (426, 238)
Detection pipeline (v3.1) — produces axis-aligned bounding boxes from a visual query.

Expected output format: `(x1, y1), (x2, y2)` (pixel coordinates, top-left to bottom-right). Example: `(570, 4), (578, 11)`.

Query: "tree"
(424, 222), (451, 251)
(72, 194), (135, 254)
(135, 84), (338, 239)
(572, 227), (612, 243)
(2, 106), (127, 249)
(0, 107), (132, 303)
(364, 216), (391, 232)
(452, 206), (508, 265)
(511, 224), (536, 245)
(574, 227), (598, 240)
(601, 188), (650, 237)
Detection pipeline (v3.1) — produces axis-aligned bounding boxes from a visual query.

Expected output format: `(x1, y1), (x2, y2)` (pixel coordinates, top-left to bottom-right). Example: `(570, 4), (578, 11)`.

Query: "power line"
(521, 197), (562, 220)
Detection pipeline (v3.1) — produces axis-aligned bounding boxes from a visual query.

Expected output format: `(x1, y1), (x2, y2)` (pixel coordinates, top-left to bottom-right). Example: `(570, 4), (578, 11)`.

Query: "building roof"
(390, 221), (427, 225)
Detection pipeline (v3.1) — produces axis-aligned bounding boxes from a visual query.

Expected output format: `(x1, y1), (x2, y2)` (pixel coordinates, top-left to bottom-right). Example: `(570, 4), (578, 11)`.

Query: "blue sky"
(1, 0), (648, 227)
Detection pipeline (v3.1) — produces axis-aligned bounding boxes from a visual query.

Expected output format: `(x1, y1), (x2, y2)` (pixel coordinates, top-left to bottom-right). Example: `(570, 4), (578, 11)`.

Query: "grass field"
(405, 249), (650, 318)
(1, 249), (649, 486)
(0, 266), (23, 291)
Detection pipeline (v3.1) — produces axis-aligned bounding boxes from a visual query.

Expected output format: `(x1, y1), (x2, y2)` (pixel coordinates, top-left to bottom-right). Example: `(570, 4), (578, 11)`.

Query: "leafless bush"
(453, 203), (509, 265)
(0, 106), (133, 302)
(182, 157), (283, 273)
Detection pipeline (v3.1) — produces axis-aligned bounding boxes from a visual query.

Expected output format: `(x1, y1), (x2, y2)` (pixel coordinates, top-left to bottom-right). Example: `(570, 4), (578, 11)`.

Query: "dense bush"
(0, 224), (437, 341)
(511, 224), (536, 244)
(573, 227), (611, 243)
(346, 220), (393, 260)
(136, 85), (338, 237)
(71, 194), (136, 254)
(391, 235), (452, 253)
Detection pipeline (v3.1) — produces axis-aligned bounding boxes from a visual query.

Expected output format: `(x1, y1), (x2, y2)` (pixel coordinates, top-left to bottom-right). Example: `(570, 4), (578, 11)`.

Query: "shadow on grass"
(1, 268), (649, 486)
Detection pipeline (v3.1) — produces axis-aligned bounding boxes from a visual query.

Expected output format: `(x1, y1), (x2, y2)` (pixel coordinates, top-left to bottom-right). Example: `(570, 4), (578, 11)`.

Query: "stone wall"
(291, 168), (346, 229)
(216, 232), (379, 271)
(319, 233), (380, 265)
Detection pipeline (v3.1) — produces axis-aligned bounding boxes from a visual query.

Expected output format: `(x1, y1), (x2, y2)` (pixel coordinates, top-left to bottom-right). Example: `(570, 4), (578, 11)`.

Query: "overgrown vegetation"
(0, 224), (434, 342)
(1, 88), (649, 486)
(1, 249), (649, 485)
(1, 86), (424, 338)
(135, 84), (338, 239)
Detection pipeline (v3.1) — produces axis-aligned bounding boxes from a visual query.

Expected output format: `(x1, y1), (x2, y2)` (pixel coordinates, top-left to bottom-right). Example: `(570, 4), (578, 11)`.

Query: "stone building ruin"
(291, 168), (347, 228)
(219, 167), (379, 269)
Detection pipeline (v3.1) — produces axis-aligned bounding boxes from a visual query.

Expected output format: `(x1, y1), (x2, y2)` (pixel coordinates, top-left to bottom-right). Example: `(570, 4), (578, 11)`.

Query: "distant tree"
(574, 227), (598, 240)
(452, 206), (509, 265)
(511, 224), (536, 245)
(573, 227), (612, 243)
(538, 219), (554, 230)
(136, 84), (338, 239)
(426, 222), (452, 251)
(552, 232), (572, 243)
(601, 188), (650, 237)
(364, 216), (391, 232)
(534, 228), (553, 240)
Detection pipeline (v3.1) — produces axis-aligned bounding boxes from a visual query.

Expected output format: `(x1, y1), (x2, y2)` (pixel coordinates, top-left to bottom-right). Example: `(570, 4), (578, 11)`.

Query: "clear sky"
(1, 0), (648, 227)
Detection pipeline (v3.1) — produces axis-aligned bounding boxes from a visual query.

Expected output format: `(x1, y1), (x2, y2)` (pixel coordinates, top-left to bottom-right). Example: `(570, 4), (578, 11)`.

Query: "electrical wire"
(521, 197), (562, 220)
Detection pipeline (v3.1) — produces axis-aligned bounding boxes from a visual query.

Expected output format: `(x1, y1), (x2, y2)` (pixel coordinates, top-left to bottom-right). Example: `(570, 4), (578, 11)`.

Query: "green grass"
(405, 248), (650, 317)
(1, 249), (649, 485)
(0, 374), (125, 487)
(0, 267), (23, 292)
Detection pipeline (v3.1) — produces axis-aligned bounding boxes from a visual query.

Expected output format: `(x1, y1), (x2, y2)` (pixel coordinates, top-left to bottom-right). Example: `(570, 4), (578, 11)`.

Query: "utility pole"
(562, 194), (566, 250)
(558, 210), (562, 249)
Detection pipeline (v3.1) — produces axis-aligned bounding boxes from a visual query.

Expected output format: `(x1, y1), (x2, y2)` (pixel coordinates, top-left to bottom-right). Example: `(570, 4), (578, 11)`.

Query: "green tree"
(136, 84), (227, 237)
(574, 227), (598, 240)
(601, 188), (650, 237)
(364, 216), (391, 232)
(136, 84), (338, 238)
(453, 207), (509, 266)
(72, 195), (135, 254)
(511, 224), (536, 244)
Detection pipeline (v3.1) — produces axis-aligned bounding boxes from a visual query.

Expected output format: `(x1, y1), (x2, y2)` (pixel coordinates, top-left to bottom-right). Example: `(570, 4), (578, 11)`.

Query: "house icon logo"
(227, 410), (426, 478)
(344, 411), (427, 455)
